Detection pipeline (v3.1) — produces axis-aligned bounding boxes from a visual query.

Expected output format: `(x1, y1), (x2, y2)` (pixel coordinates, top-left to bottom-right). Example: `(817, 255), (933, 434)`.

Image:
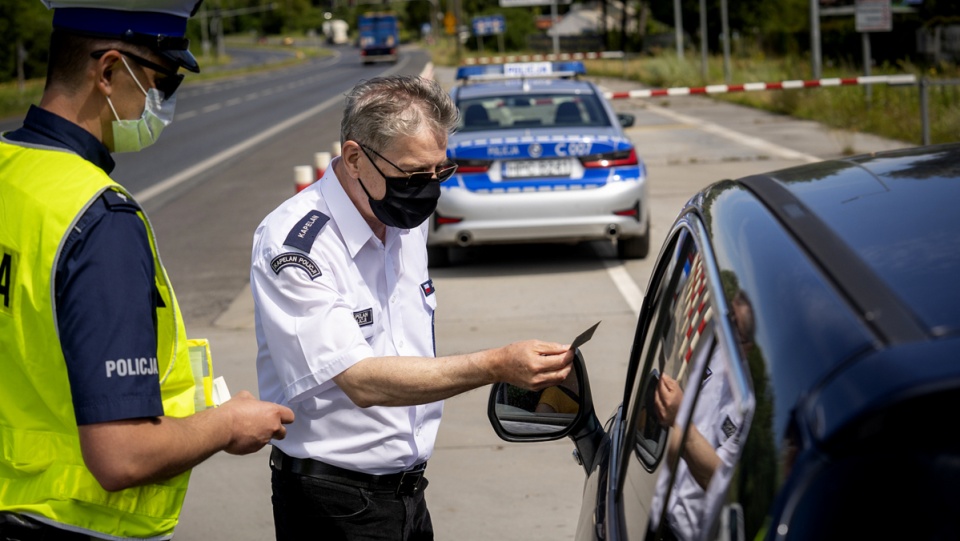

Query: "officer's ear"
(93, 50), (123, 98)
(341, 141), (363, 178)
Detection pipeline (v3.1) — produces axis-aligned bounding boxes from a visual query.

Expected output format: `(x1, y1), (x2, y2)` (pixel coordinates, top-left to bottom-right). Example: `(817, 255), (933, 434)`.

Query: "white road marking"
(603, 259), (644, 315)
(135, 56), (416, 203)
(643, 104), (820, 164)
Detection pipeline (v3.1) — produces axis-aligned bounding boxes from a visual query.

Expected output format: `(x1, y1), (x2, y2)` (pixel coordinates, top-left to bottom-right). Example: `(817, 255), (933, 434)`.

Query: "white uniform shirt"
(251, 161), (441, 475)
(650, 344), (743, 541)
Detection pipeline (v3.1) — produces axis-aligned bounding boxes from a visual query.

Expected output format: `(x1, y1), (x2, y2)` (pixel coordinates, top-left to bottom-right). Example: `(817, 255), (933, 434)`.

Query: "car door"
(611, 217), (755, 541)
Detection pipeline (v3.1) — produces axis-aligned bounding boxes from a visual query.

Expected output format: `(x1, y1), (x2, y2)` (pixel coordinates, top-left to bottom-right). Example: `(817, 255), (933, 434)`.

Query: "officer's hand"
(495, 340), (573, 391)
(220, 390), (295, 455)
(654, 374), (682, 428)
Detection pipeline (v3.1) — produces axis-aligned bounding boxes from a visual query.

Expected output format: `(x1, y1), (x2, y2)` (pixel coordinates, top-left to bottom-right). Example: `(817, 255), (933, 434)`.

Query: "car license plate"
(503, 159), (572, 178)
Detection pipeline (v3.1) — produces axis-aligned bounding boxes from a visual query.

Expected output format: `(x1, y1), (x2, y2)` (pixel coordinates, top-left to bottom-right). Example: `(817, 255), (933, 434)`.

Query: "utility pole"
(699, 0), (707, 82)
(810, 0), (822, 79)
(673, 0), (683, 59)
(16, 40), (26, 92)
(720, 0), (730, 83)
(210, 2), (279, 60)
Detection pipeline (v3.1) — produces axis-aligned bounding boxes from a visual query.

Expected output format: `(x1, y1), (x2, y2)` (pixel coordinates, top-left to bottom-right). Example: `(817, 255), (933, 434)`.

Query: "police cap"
(42, 0), (204, 73)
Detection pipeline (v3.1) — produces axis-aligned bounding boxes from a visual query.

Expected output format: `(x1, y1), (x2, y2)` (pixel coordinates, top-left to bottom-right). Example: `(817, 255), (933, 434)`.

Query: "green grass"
(582, 54), (959, 146)
(0, 80), (44, 121)
(424, 40), (959, 146)
(0, 39), (329, 122)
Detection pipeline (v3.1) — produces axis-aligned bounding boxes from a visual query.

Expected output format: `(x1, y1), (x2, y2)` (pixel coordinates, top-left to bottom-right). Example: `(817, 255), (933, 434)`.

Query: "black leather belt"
(270, 447), (427, 497)
(0, 513), (92, 540)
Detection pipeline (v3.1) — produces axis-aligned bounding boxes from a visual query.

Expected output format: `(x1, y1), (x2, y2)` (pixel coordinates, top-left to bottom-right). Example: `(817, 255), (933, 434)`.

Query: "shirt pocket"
(353, 304), (377, 343)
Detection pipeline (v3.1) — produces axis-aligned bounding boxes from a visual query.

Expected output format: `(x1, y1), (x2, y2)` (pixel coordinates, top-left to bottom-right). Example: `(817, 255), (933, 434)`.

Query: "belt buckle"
(396, 470), (424, 497)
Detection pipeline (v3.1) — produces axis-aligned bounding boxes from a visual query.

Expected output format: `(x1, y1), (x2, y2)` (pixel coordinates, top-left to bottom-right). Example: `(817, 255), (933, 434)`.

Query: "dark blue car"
(488, 143), (960, 540)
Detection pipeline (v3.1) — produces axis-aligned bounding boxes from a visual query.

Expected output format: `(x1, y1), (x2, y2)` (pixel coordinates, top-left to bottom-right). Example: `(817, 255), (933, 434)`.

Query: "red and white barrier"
(604, 74), (917, 100)
(463, 51), (624, 65)
(294, 165), (314, 193)
(315, 152), (331, 181)
(294, 143), (342, 193)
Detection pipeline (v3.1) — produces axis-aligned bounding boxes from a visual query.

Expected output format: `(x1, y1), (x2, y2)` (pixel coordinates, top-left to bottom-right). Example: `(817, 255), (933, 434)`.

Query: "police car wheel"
(617, 234), (649, 260)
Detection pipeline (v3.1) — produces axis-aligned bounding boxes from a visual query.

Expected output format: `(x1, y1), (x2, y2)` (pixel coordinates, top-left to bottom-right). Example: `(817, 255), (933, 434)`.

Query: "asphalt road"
(2, 46), (912, 539)
(170, 56), (908, 539)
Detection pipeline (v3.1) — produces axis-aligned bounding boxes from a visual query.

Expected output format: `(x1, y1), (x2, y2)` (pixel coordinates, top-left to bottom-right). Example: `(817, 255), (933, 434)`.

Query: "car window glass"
(619, 230), (702, 539)
(457, 94), (612, 132)
(649, 334), (753, 541)
(620, 228), (754, 541)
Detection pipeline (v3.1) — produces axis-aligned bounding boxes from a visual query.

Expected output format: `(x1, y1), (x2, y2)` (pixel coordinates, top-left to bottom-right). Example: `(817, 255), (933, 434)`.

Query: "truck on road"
(358, 13), (399, 64)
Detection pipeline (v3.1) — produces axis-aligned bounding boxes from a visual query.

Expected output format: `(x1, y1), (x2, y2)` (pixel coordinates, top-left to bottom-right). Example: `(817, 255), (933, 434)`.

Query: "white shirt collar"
(320, 158), (378, 259)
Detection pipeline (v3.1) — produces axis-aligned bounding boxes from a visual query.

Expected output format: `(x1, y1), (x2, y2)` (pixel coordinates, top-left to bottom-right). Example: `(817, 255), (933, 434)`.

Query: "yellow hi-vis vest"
(0, 140), (203, 539)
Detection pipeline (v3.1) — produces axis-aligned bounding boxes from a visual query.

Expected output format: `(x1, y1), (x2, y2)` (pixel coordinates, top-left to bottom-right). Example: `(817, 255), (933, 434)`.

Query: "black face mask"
(357, 176), (441, 229)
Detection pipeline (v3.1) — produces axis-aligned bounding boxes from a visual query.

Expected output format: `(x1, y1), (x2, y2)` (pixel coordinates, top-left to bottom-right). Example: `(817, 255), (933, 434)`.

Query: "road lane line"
(603, 259), (644, 316)
(644, 104), (820, 163)
(135, 56), (413, 203)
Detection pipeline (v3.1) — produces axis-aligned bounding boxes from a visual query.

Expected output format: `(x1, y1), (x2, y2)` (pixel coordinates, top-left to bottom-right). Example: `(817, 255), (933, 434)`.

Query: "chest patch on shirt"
(283, 210), (329, 252)
(354, 308), (374, 327)
(420, 279), (435, 297)
(271, 252), (322, 280)
(721, 415), (737, 441)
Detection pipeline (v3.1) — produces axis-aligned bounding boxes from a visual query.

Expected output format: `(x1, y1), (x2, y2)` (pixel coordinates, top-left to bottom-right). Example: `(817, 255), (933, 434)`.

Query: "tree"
(0, 0), (53, 84)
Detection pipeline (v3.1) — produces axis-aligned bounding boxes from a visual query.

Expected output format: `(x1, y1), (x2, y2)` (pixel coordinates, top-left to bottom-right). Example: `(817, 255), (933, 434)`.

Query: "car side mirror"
(487, 348), (606, 472)
(488, 350), (586, 441)
(618, 113), (636, 128)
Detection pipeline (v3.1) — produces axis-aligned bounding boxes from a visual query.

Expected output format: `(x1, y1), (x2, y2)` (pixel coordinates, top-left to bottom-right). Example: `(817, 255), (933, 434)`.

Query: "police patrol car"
(430, 61), (649, 266)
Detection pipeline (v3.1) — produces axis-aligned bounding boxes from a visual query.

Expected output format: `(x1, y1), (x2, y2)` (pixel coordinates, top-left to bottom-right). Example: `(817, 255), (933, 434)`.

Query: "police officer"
(251, 75), (575, 540)
(0, 1), (294, 539)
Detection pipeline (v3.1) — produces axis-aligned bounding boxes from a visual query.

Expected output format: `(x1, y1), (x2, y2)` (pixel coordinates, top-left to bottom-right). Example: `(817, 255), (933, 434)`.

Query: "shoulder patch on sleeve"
(101, 189), (141, 213)
(271, 252), (322, 280)
(283, 211), (329, 252)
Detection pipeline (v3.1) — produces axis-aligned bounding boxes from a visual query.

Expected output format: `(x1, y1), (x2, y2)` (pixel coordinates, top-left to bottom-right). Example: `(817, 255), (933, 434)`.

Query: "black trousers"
(0, 514), (92, 541)
(271, 467), (434, 541)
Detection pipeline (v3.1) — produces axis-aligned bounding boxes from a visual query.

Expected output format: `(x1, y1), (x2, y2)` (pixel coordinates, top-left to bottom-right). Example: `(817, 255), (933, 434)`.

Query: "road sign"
(855, 0), (892, 32)
(444, 11), (456, 35)
(472, 15), (505, 36)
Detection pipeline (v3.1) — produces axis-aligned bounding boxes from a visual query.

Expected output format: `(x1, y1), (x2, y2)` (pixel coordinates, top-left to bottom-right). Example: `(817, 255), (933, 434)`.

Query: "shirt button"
(391, 296), (397, 304)
(399, 340), (405, 347)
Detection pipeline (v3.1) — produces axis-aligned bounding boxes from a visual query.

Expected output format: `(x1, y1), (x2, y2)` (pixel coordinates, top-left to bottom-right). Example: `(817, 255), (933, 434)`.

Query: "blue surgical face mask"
(105, 56), (176, 153)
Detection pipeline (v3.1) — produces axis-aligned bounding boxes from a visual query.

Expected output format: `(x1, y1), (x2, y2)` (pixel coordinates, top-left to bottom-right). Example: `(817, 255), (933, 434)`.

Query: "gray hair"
(340, 75), (459, 153)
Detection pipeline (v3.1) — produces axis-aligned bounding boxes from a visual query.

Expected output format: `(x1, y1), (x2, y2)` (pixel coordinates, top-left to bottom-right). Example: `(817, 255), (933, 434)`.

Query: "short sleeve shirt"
(252, 161), (441, 475)
(661, 346), (744, 541)
(4, 106), (163, 425)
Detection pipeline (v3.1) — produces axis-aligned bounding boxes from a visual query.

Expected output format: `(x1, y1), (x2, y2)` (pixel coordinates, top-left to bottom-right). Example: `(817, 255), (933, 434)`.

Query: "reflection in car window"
(632, 236), (714, 470)
(456, 94), (612, 132)
(620, 228), (753, 541)
(620, 231), (703, 539)
(648, 336), (750, 541)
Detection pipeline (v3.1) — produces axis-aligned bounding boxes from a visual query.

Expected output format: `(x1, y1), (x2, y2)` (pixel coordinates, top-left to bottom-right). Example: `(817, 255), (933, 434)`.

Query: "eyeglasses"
(358, 143), (458, 189)
(91, 49), (184, 99)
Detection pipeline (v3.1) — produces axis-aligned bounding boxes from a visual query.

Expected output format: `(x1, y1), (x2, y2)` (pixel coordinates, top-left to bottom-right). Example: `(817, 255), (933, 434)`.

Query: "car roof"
(697, 143), (960, 451)
(740, 143), (960, 341)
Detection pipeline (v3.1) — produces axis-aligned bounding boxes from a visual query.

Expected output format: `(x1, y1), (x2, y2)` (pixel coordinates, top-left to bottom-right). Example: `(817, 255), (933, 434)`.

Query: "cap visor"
(161, 48), (200, 73)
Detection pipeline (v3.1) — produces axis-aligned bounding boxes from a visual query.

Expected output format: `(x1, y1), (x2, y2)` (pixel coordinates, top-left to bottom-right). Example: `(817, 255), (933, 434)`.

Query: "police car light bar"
(456, 61), (587, 82)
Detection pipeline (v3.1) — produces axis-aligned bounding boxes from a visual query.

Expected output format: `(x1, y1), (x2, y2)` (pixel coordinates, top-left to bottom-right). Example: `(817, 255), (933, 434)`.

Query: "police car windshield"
(458, 94), (611, 132)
